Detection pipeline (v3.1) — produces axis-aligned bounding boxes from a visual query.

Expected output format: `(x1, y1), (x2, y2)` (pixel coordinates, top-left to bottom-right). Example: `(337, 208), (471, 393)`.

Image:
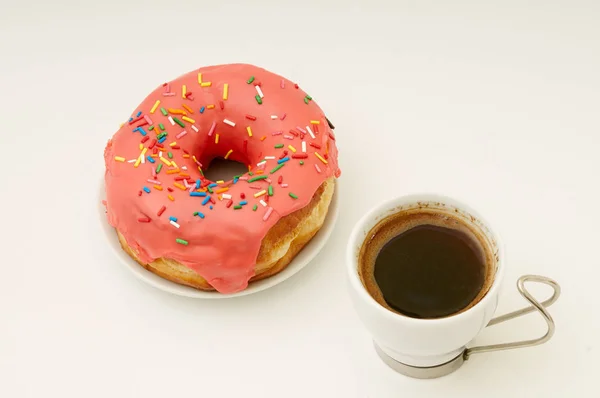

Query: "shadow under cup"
(346, 194), (504, 370)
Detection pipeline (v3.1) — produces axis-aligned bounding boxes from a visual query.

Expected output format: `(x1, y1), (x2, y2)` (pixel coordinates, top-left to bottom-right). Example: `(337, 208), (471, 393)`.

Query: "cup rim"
(346, 192), (505, 325)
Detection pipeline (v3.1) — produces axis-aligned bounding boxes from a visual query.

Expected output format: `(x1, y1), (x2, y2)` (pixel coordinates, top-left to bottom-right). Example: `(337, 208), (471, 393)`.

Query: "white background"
(1, 0), (599, 397)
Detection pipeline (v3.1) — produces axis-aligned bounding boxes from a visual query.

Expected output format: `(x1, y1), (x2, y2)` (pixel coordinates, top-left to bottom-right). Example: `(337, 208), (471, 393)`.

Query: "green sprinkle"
(247, 76), (255, 84)
(160, 107), (168, 116)
(234, 205), (243, 210)
(268, 185), (273, 196)
(248, 172), (254, 176)
(207, 186), (213, 194)
(157, 132), (167, 140)
(176, 238), (189, 245)
(306, 95), (312, 100)
(274, 144), (284, 148)
(248, 175), (268, 183)
(289, 192), (298, 199)
(299, 161), (304, 165)
(255, 95), (262, 105)
(156, 164), (163, 173)
(193, 211), (199, 216)
(304, 97), (309, 104)
(159, 123), (165, 130)
(148, 125), (155, 131)
(252, 204), (258, 211)
(270, 163), (285, 174)
(173, 117), (185, 128)
(168, 152), (173, 159)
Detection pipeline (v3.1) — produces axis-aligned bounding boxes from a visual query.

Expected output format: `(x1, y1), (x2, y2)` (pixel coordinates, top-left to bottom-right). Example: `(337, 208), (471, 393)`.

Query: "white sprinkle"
(296, 126), (307, 134)
(170, 220), (180, 228)
(265, 156), (276, 160)
(239, 176), (249, 181)
(223, 118), (236, 127)
(272, 131), (282, 136)
(183, 180), (189, 188)
(306, 125), (315, 139)
(315, 164), (322, 173)
(260, 200), (267, 207)
(181, 166), (188, 171)
(168, 116), (175, 125)
(127, 159), (136, 163)
(176, 130), (187, 139)
(188, 185), (195, 193)
(140, 154), (145, 164)
(208, 121), (216, 136)
(281, 183), (289, 188)
(302, 141), (307, 153)
(222, 193), (232, 200)
(283, 135), (294, 140)
(263, 207), (273, 221)
(191, 125), (199, 132)
(256, 85), (264, 98)
(159, 151), (163, 157)
(257, 160), (267, 167)
(270, 115), (277, 119)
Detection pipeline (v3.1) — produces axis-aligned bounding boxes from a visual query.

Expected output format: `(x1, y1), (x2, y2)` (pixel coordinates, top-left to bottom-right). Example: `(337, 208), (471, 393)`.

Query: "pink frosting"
(104, 63), (340, 293)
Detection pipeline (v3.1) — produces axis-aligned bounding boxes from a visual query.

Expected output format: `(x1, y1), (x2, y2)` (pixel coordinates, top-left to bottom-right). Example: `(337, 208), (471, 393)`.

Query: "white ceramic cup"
(346, 194), (559, 374)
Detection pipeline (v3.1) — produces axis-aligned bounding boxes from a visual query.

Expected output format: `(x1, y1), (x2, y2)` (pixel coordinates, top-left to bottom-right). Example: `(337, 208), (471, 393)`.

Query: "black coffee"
(358, 208), (493, 319)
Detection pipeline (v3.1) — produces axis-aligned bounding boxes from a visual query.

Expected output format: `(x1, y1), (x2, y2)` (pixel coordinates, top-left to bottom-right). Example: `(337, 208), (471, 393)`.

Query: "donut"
(103, 64), (341, 293)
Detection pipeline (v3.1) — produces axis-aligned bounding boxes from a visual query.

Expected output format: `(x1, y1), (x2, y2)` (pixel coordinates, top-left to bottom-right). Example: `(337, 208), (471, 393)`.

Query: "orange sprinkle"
(168, 108), (187, 115)
(151, 154), (158, 158)
(173, 182), (186, 191)
(260, 136), (266, 141)
(255, 170), (264, 174)
(182, 116), (195, 124)
(215, 134), (219, 144)
(215, 187), (229, 194)
(182, 104), (193, 113)
(168, 195), (175, 201)
(183, 154), (190, 158)
(153, 185), (163, 191)
(206, 104), (215, 109)
(166, 168), (181, 175)
(224, 149), (233, 159)
(179, 173), (190, 177)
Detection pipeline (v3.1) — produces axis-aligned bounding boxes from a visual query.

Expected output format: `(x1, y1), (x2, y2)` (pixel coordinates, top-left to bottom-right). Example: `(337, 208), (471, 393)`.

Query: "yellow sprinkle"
(134, 156), (142, 168)
(139, 143), (143, 150)
(310, 120), (320, 124)
(315, 152), (328, 164)
(173, 182), (186, 191)
(159, 157), (171, 166)
(197, 73), (202, 84)
(169, 142), (177, 147)
(260, 136), (266, 141)
(215, 134), (219, 144)
(215, 187), (229, 194)
(182, 104), (193, 113)
(150, 100), (160, 114)
(119, 122), (125, 128)
(223, 83), (229, 100)
(183, 154), (190, 158)
(171, 161), (178, 168)
(153, 185), (163, 191)
(166, 168), (181, 175)
(168, 195), (175, 201)
(254, 190), (267, 198)
(224, 149), (233, 159)
(141, 147), (148, 156)
(182, 85), (187, 99)
(182, 116), (195, 124)
(246, 126), (253, 137)
(114, 156), (125, 162)
(288, 145), (297, 153)
(201, 82), (212, 87)
(218, 194), (223, 201)
(216, 180), (225, 184)
(206, 104), (215, 109)
(192, 155), (198, 162)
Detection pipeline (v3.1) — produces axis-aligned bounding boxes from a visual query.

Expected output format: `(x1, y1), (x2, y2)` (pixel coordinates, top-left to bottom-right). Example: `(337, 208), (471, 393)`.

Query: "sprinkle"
(197, 212), (205, 219)
(114, 156), (125, 162)
(255, 85), (264, 98)
(277, 157), (290, 164)
(224, 149), (233, 159)
(181, 104), (193, 114)
(270, 163), (285, 174)
(292, 153), (308, 159)
(263, 207), (273, 221)
(170, 220), (181, 228)
(176, 130), (187, 139)
(216, 180), (225, 184)
(246, 126), (253, 137)
(260, 136), (266, 141)
(215, 134), (219, 144)
(143, 186), (151, 193)
(206, 104), (215, 109)
(260, 200), (267, 207)
(222, 193), (232, 199)
(247, 76), (255, 84)
(146, 156), (156, 163)
(314, 164), (322, 173)
(280, 79), (285, 88)
(181, 85), (187, 99)
(248, 175), (268, 183)
(283, 135), (294, 140)
(173, 117), (185, 128)
(176, 238), (188, 245)
(223, 83), (229, 100)
(223, 119), (236, 127)
(156, 164), (163, 173)
(245, 114), (257, 120)
(150, 101), (160, 114)
(153, 185), (163, 191)
(163, 93), (175, 97)
(215, 187), (229, 194)
(288, 145), (297, 153)
(201, 82), (212, 87)
(270, 115), (277, 120)
(202, 196), (211, 205)
(268, 185), (274, 196)
(254, 190), (266, 198)
(190, 192), (207, 197)
(134, 157), (142, 168)
(304, 97), (309, 104)
(274, 144), (284, 148)
(181, 116), (195, 124)
(255, 95), (262, 104)
(197, 73), (202, 84)
(226, 199), (233, 208)
(256, 160), (266, 167)
(289, 192), (298, 199)
(234, 205), (243, 210)
(309, 142), (322, 149)
(315, 152), (328, 164)
(157, 206), (166, 216)
(160, 107), (168, 116)
(277, 175), (283, 184)
(281, 113), (287, 121)
(253, 205), (258, 211)
(144, 115), (153, 124)
(200, 107), (205, 114)
(306, 125), (315, 139)
(168, 116), (175, 125)
(167, 152), (173, 159)
(138, 217), (151, 223)
(168, 195), (175, 201)
(302, 141), (307, 152)
(191, 125), (199, 132)
(208, 121), (216, 136)
(300, 161), (304, 165)
(272, 131), (283, 136)
(265, 156), (276, 160)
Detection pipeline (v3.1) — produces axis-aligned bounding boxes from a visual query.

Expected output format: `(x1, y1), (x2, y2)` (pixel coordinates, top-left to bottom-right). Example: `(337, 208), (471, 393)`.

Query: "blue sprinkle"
(197, 212), (205, 219)
(190, 192), (207, 197)
(202, 196), (211, 205)
(132, 127), (139, 132)
(158, 137), (167, 144)
(136, 111), (142, 117)
(240, 200), (248, 206)
(277, 157), (290, 164)
(129, 117), (133, 122)
(200, 107), (205, 113)
(196, 179), (201, 189)
(147, 156), (155, 163)
(209, 205), (213, 210)
(142, 186), (151, 193)
(208, 183), (218, 188)
(233, 177), (239, 184)
(137, 127), (148, 136)
(169, 216), (177, 222)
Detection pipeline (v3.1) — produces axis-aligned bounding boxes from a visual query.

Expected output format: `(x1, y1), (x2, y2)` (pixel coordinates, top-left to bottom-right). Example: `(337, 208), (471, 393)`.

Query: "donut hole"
(203, 157), (248, 182)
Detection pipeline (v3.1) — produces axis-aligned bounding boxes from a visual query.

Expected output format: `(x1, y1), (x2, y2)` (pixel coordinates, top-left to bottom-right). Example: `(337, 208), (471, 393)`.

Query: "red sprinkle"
(277, 175), (283, 184)
(254, 81), (262, 86)
(314, 124), (319, 133)
(138, 190), (143, 196)
(183, 148), (189, 154)
(292, 154), (308, 159)
(185, 91), (193, 98)
(141, 136), (149, 143)
(294, 83), (299, 89)
(174, 176), (186, 181)
(243, 139), (248, 154)
(289, 129), (299, 136)
(329, 133), (336, 141)
(245, 114), (257, 120)
(226, 199), (233, 208)
(138, 217), (151, 223)
(279, 150), (288, 159)
(264, 194), (270, 203)
(157, 206), (166, 216)
(162, 82), (168, 87)
(136, 120), (149, 128)
(152, 147), (158, 154)
(167, 187), (174, 192)
(240, 193), (246, 199)
(219, 100), (224, 110)
(172, 145), (180, 149)
(209, 197), (216, 204)
(310, 142), (322, 149)
(324, 153), (329, 159)
(129, 116), (144, 125)
(148, 139), (157, 149)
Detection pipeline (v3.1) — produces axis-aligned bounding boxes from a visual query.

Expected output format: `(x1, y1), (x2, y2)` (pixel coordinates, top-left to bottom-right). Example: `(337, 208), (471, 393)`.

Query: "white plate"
(98, 180), (339, 298)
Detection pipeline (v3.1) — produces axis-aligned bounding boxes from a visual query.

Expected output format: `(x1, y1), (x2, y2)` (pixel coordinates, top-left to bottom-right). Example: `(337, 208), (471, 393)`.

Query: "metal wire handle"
(464, 275), (561, 360)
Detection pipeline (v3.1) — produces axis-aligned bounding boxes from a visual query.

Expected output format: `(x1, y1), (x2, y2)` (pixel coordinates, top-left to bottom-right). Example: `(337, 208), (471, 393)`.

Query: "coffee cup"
(346, 193), (560, 379)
